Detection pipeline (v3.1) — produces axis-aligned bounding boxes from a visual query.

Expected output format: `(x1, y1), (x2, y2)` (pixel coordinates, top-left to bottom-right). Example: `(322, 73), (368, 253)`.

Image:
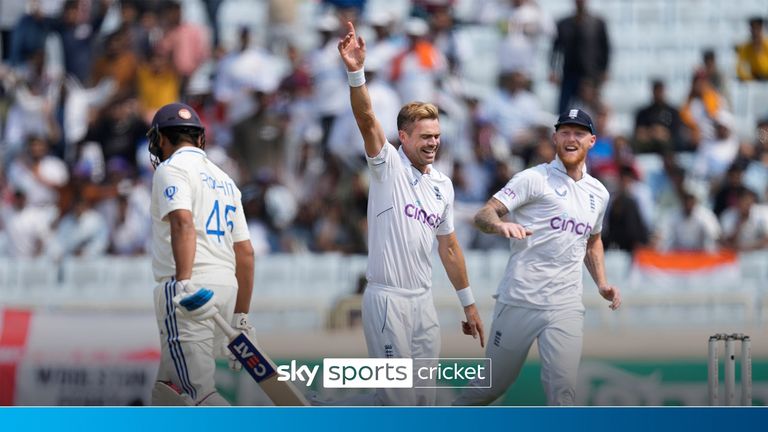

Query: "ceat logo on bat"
(229, 334), (276, 382)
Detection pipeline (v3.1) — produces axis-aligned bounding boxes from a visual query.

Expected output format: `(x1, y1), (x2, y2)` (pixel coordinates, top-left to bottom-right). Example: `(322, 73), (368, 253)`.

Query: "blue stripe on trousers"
(163, 279), (196, 399)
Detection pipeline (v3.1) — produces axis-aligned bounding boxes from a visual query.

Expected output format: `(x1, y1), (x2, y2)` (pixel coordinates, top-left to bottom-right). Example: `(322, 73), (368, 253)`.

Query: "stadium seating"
(2, 248), (767, 330)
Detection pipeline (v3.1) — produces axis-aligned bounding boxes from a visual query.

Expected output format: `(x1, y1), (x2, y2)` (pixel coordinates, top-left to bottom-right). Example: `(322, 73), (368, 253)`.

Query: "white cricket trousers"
(454, 302), (584, 406)
(362, 284), (440, 406)
(152, 278), (236, 406)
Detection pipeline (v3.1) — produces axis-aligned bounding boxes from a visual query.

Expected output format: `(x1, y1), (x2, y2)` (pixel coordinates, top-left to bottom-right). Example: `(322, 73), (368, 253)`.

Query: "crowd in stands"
(0, 0), (767, 261)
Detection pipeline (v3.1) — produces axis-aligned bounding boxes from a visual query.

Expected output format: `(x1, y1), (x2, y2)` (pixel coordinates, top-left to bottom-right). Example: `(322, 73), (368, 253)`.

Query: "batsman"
(147, 102), (256, 405)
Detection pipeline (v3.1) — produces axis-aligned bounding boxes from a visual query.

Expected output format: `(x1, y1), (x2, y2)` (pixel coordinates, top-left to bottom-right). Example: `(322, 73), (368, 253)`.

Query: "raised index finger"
(345, 21), (356, 38)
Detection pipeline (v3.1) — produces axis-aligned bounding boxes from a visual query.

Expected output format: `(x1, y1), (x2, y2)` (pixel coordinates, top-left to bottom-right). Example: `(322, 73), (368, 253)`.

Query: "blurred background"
(0, 0), (767, 406)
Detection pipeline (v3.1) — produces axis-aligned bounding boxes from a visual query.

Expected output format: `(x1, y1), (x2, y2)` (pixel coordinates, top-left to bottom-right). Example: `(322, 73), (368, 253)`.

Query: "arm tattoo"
(474, 199), (509, 234)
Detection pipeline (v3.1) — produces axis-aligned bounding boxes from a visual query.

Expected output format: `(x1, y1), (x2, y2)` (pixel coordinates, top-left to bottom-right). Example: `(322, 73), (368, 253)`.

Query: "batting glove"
(172, 281), (218, 321)
(227, 313), (258, 372)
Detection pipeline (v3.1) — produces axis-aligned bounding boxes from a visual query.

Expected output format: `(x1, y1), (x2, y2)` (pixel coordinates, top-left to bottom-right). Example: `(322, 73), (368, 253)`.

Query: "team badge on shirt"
(164, 186), (177, 201)
(433, 186), (443, 201)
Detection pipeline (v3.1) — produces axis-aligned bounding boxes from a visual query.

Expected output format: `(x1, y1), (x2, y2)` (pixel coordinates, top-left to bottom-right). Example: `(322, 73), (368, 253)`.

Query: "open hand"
(337, 21), (365, 72)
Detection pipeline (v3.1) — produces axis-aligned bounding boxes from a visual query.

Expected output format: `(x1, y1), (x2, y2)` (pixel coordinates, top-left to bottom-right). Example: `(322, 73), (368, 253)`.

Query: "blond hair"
(397, 102), (439, 133)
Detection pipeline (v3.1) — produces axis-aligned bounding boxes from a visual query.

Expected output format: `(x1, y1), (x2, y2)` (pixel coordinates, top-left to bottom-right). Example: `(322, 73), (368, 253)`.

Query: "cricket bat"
(179, 289), (309, 406)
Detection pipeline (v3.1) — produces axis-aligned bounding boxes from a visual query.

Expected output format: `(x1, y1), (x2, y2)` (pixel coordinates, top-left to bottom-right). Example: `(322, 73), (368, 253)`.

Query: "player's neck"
(561, 160), (585, 181)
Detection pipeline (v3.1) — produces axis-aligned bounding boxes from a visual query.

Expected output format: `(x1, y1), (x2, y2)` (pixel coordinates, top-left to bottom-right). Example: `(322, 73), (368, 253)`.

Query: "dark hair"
(749, 16), (764, 26)
(736, 186), (758, 201)
(161, 126), (204, 147)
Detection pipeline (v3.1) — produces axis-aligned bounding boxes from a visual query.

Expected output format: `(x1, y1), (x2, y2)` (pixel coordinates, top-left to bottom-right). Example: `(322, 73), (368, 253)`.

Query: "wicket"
(707, 333), (752, 406)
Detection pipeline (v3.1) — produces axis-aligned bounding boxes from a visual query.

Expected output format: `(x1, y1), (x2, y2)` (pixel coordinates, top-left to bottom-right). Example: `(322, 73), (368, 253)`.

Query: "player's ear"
(398, 129), (408, 146)
(588, 134), (596, 149)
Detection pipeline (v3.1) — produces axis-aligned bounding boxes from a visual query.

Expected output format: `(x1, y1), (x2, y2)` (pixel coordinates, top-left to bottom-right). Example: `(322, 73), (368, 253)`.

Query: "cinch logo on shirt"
(549, 216), (592, 236)
(404, 203), (442, 228)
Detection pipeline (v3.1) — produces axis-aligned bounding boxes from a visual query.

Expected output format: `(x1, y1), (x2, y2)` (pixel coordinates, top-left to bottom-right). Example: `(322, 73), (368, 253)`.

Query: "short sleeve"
(491, 169), (540, 213)
(592, 192), (609, 235)
(230, 195), (250, 243)
(436, 183), (455, 236)
(154, 164), (192, 220)
(366, 141), (402, 182)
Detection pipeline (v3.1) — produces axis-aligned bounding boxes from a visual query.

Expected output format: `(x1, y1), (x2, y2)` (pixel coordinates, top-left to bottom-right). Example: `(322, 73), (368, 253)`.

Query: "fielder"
(148, 102), (256, 405)
(338, 22), (484, 406)
(454, 109), (621, 406)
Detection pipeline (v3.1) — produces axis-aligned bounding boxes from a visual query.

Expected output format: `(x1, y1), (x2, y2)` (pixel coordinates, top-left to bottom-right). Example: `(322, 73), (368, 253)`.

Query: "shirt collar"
(171, 146), (206, 157)
(552, 155), (587, 178)
(398, 145), (432, 175)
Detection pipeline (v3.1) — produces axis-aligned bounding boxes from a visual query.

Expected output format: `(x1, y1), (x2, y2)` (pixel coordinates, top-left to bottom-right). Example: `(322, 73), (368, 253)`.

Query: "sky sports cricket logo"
(274, 358), (491, 389)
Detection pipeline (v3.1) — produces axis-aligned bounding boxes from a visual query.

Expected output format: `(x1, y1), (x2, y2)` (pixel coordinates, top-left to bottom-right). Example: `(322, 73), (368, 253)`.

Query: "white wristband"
(456, 287), (475, 307)
(347, 68), (365, 87)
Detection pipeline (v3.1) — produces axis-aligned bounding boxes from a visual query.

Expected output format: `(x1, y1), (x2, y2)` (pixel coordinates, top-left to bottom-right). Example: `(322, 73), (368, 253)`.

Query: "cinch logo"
(404, 204), (442, 228)
(550, 216), (592, 236)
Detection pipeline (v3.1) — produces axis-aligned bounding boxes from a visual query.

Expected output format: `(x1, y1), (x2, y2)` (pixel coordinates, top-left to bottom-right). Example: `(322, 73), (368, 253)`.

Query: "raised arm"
(338, 21), (387, 158)
(584, 233), (621, 310)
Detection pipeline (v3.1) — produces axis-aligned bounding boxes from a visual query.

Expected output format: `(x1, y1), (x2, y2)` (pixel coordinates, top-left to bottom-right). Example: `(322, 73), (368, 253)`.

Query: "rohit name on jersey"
(199, 171), (235, 197)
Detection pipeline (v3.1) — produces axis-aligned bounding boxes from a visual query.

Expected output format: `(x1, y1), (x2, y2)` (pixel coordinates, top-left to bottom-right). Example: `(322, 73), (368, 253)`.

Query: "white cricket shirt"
(492, 156), (609, 309)
(366, 142), (455, 294)
(151, 147), (250, 285)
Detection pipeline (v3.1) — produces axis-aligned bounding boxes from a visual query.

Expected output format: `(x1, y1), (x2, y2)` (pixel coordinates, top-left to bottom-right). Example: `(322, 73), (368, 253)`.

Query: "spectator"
(701, 49), (727, 97)
(84, 96), (146, 170)
(231, 91), (286, 179)
(603, 166), (650, 253)
(8, 1), (56, 67)
(476, 70), (545, 157)
(364, 10), (406, 73)
(743, 117), (768, 200)
(216, 26), (288, 123)
(0, 189), (53, 257)
(156, 0), (211, 94)
(136, 49), (180, 122)
(736, 17), (768, 81)
(119, 0), (158, 61)
(47, 194), (109, 259)
(720, 186), (768, 251)
(633, 80), (683, 153)
(497, 0), (555, 80)
(0, 0), (27, 62)
(306, 13), (347, 155)
(657, 189), (720, 253)
(6, 135), (68, 212)
(3, 49), (62, 156)
(680, 70), (727, 150)
(53, 0), (109, 85)
(389, 17), (447, 105)
(712, 162), (747, 217)
(90, 28), (139, 98)
(550, 0), (610, 113)
(108, 187), (151, 255)
(691, 110), (740, 181)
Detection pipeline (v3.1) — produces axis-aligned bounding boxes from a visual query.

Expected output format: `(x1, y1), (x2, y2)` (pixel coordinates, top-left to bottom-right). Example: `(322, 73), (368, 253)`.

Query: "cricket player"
(454, 109), (621, 406)
(338, 22), (484, 406)
(148, 102), (255, 405)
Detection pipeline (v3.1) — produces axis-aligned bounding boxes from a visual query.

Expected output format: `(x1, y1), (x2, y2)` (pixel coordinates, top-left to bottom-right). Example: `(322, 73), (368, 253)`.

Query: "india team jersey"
(492, 156), (609, 309)
(366, 142), (455, 293)
(151, 147), (249, 286)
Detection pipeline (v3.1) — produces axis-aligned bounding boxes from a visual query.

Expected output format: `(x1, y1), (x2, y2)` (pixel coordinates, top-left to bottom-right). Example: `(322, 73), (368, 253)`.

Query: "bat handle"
(212, 312), (239, 340)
